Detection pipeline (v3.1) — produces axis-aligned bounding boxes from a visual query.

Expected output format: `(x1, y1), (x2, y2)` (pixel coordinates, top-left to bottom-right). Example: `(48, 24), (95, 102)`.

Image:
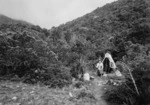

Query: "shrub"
(104, 59), (150, 105)
(0, 24), (72, 88)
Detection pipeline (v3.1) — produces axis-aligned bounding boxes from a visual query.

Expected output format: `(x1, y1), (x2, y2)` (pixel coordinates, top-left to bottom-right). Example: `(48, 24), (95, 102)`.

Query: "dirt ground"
(0, 73), (124, 105)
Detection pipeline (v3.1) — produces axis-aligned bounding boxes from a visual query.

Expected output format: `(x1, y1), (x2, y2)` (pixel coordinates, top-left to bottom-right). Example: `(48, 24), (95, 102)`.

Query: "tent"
(96, 52), (122, 76)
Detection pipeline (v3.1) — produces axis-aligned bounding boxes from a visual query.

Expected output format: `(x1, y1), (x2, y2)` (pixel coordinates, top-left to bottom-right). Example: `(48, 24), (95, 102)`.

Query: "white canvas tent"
(96, 52), (122, 76)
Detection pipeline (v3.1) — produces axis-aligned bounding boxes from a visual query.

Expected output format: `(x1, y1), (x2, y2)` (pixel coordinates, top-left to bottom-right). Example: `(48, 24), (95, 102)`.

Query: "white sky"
(0, 0), (116, 29)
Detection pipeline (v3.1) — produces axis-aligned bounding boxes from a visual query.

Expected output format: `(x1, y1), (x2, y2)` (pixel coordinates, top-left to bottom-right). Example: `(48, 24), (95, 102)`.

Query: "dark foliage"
(0, 0), (150, 96)
(0, 24), (71, 88)
(104, 59), (150, 105)
(47, 0), (150, 82)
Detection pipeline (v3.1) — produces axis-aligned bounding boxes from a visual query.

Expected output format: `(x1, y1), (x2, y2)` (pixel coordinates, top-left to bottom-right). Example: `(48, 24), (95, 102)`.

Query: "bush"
(0, 24), (72, 88)
(104, 60), (150, 105)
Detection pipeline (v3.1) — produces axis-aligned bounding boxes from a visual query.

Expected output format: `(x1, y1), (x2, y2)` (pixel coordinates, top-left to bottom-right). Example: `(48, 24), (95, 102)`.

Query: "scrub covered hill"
(48, 0), (150, 104)
(0, 23), (72, 88)
(0, 14), (32, 26)
(50, 0), (150, 61)
(48, 0), (150, 77)
(0, 0), (149, 86)
(0, 1), (150, 104)
(0, 0), (150, 105)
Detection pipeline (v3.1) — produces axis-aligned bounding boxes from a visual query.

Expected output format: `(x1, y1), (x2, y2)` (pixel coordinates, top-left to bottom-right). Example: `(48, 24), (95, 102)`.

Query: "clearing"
(0, 73), (124, 105)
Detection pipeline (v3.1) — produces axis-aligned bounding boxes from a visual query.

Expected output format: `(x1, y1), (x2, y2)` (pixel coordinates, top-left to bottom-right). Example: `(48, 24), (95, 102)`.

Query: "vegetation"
(0, 0), (150, 104)
(0, 24), (71, 88)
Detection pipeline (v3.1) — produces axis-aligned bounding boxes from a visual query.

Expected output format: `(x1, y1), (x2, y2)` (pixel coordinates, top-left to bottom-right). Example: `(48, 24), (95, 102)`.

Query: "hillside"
(50, 0), (150, 61)
(0, 0), (149, 84)
(47, 1), (150, 104)
(0, 0), (150, 105)
(0, 14), (32, 26)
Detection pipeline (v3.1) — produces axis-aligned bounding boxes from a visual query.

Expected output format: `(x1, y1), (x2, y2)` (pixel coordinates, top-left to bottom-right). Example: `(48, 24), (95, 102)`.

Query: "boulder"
(115, 70), (122, 77)
(83, 73), (90, 81)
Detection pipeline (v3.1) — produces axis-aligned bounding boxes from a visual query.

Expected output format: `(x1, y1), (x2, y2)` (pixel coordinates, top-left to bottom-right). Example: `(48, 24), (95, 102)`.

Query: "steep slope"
(48, 1), (150, 104)
(49, 0), (150, 61)
(0, 0), (150, 92)
(0, 18), (72, 87)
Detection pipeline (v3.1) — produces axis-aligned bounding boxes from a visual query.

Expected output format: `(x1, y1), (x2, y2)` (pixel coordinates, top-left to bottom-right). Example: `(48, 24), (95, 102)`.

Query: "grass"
(0, 79), (107, 105)
(0, 71), (126, 105)
(0, 80), (75, 105)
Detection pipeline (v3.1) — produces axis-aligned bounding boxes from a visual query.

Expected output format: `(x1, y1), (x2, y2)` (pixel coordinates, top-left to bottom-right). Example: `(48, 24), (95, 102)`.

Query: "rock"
(90, 76), (94, 80)
(113, 82), (117, 85)
(115, 70), (122, 77)
(69, 92), (73, 97)
(30, 91), (35, 94)
(98, 82), (102, 86)
(12, 96), (17, 100)
(83, 73), (90, 81)
(103, 73), (107, 77)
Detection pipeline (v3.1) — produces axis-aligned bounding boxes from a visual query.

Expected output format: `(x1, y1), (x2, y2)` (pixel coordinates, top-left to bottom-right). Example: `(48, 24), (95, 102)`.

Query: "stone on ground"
(83, 73), (90, 81)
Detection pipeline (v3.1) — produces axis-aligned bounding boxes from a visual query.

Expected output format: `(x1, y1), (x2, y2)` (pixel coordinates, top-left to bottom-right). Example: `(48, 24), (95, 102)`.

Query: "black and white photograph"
(0, 0), (150, 105)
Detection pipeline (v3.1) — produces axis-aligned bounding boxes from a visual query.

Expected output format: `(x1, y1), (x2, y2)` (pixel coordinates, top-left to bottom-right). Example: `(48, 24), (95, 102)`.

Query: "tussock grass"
(0, 79), (106, 105)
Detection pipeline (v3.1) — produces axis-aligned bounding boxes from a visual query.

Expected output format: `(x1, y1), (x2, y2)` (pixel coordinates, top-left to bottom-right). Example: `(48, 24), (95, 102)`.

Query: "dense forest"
(0, 0), (150, 104)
